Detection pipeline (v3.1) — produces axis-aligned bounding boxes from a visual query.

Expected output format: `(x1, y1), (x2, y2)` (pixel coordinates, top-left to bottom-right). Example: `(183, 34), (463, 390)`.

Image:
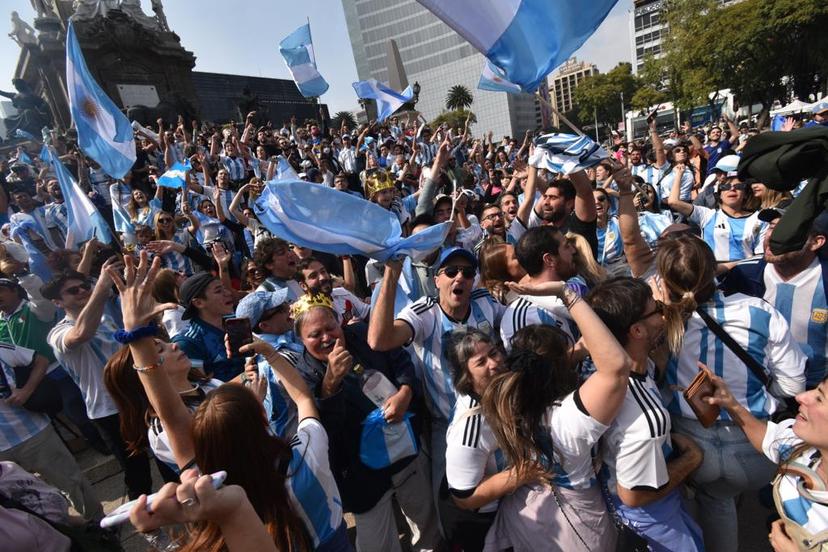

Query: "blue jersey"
(597, 217), (624, 265)
(638, 211), (673, 247)
(158, 229), (195, 275)
(172, 317), (245, 382)
(689, 206), (766, 262)
(258, 332), (303, 439)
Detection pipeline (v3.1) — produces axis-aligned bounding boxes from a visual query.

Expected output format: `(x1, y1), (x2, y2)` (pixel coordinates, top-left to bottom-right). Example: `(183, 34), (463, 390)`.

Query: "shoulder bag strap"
(695, 307), (770, 387)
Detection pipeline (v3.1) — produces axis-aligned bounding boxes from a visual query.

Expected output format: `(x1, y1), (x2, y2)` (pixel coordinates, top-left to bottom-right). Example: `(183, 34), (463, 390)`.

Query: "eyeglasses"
(158, 217), (174, 224)
(718, 182), (745, 192)
(482, 212), (504, 221)
(636, 300), (665, 322)
(438, 266), (476, 279)
(673, 148), (687, 154)
(62, 281), (92, 296)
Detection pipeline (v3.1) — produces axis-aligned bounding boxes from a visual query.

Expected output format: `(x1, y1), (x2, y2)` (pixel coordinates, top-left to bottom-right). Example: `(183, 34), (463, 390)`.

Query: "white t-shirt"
(47, 315), (120, 419)
(445, 394), (505, 513)
(161, 306), (189, 339)
(602, 366), (672, 495)
(396, 289), (505, 421)
(331, 287), (370, 324)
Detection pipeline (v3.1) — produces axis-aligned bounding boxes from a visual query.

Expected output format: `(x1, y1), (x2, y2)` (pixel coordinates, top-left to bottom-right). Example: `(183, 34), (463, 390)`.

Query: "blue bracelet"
(114, 324), (158, 344)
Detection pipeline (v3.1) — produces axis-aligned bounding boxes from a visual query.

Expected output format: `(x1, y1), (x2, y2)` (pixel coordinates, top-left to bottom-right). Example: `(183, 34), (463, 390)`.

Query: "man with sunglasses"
(368, 246), (505, 499)
(667, 166), (766, 262)
(586, 277), (704, 551)
(43, 259), (154, 500)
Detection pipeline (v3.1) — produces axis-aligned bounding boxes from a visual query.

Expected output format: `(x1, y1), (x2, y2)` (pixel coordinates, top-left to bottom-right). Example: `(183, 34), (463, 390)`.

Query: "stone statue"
(0, 79), (52, 140)
(8, 11), (37, 46)
(71, 0), (117, 21)
(29, 0), (56, 18)
(117, 0), (158, 28)
(151, 0), (169, 32)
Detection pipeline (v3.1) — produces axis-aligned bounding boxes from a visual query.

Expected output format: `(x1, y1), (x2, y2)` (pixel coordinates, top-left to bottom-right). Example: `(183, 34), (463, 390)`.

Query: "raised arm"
(649, 118), (666, 168)
(61, 257), (121, 350)
(571, 169), (597, 223)
(228, 184), (251, 226)
(516, 165), (538, 227)
(665, 162), (694, 217)
(614, 168), (654, 278)
(366, 259), (414, 351)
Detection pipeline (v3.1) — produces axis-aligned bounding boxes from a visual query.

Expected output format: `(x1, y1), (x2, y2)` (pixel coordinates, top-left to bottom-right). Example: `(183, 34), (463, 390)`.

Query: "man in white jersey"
(587, 277), (705, 550)
(500, 226), (579, 349)
(368, 246), (505, 500)
(296, 257), (370, 324)
(720, 209), (828, 387)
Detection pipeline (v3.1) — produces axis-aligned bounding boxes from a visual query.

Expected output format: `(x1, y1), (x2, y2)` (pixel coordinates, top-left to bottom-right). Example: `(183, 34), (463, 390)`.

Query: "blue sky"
(1, 0), (633, 115)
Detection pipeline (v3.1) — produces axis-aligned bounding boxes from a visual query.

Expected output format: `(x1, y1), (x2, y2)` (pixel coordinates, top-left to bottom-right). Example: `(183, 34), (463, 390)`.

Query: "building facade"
(340, 0), (541, 138)
(548, 58), (599, 128)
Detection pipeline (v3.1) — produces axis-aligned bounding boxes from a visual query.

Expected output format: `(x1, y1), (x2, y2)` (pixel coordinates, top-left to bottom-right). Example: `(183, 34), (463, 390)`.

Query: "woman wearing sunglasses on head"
(665, 163), (766, 262)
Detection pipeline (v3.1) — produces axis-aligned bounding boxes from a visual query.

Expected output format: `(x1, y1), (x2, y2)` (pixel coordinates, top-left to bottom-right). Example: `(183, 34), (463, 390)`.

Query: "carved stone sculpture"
(8, 11), (37, 46)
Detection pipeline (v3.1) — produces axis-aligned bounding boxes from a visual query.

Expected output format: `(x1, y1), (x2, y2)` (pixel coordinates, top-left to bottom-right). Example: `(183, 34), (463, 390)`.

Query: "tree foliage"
(573, 63), (639, 129)
(658, 0), (828, 109)
(430, 109), (476, 130)
(331, 110), (356, 130)
(445, 85), (474, 111)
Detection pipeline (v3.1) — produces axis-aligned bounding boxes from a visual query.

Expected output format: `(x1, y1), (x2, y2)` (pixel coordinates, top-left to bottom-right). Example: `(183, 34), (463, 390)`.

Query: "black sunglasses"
(63, 281), (92, 296)
(718, 182), (745, 192)
(636, 300), (665, 322)
(439, 266), (475, 279)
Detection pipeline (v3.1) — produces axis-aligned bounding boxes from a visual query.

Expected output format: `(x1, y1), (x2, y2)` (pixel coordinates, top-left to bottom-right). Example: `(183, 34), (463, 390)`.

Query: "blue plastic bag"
(359, 408), (418, 469)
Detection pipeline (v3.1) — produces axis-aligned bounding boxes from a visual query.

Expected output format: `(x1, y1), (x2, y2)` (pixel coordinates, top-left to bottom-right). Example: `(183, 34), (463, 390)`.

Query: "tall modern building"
(548, 58), (599, 128)
(340, 0), (541, 138)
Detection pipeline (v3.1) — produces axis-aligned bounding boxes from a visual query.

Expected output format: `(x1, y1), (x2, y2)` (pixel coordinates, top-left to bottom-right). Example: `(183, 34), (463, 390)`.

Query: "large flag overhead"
(279, 23), (329, 98)
(416, 0), (618, 92)
(66, 22), (136, 179)
(41, 145), (113, 249)
(478, 60), (524, 94)
(352, 80), (414, 123)
(254, 181), (449, 261)
(529, 133), (609, 174)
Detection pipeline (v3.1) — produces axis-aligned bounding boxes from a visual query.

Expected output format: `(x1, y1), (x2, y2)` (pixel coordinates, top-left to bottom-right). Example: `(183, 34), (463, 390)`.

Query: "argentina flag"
(352, 80), (414, 123)
(416, 0), (618, 92)
(478, 60), (524, 94)
(41, 145), (113, 249)
(254, 181), (449, 261)
(279, 23), (329, 98)
(66, 22), (136, 179)
(530, 133), (609, 174)
(157, 160), (191, 189)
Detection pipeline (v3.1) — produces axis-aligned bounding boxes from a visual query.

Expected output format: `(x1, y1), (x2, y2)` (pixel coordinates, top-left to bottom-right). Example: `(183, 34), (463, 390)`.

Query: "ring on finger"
(180, 497), (197, 507)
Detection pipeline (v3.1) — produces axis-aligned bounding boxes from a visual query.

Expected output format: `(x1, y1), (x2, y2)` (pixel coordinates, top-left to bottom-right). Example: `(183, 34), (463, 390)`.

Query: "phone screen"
(224, 317), (254, 357)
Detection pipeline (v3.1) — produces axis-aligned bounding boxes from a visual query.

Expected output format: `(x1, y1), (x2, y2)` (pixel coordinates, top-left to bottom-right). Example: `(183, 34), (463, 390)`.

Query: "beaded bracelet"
(114, 324), (158, 344)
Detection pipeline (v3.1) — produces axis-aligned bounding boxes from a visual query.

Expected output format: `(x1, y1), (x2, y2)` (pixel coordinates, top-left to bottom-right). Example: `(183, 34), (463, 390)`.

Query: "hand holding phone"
(224, 317), (254, 357)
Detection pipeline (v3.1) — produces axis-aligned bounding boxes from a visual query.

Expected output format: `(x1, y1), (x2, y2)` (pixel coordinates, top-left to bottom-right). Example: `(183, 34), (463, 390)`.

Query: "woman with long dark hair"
(479, 279), (632, 551)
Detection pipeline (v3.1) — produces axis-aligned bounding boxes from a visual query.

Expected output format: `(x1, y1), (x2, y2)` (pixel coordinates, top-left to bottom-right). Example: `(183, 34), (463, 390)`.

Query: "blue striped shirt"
(689, 206), (765, 262)
(0, 345), (48, 452)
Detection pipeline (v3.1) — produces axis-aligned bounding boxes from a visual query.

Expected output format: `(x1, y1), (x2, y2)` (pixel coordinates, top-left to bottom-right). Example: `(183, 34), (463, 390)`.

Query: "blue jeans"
(671, 416), (776, 552)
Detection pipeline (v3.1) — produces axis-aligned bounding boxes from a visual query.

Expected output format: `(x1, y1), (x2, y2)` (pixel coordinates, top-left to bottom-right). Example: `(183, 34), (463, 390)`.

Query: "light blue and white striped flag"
(529, 133), (609, 174)
(254, 181), (449, 261)
(416, 0), (618, 92)
(271, 155), (299, 181)
(41, 145), (113, 248)
(279, 23), (329, 98)
(66, 22), (136, 179)
(478, 60), (524, 94)
(157, 160), (191, 189)
(352, 80), (414, 123)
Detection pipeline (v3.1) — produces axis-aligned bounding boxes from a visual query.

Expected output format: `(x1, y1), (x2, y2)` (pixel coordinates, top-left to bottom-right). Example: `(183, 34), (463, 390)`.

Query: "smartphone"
(224, 317), (254, 357)
(99, 471), (227, 528)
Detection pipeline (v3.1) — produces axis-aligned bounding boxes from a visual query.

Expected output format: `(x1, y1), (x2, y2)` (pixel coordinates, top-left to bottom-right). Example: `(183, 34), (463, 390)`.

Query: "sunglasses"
(636, 300), (665, 322)
(439, 266), (476, 279)
(718, 182), (745, 192)
(62, 281), (92, 296)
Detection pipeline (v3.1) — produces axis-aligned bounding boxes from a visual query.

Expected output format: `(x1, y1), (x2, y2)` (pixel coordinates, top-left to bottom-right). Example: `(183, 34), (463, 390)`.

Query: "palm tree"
(445, 85), (473, 111)
(331, 110), (357, 130)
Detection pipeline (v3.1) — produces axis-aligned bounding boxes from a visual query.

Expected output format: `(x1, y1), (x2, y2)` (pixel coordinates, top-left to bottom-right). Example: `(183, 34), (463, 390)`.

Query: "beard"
(541, 208), (567, 224)
(765, 247), (808, 266)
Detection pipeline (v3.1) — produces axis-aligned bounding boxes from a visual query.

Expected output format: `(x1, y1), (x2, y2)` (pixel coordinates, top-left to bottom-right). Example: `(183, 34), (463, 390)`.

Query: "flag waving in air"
(279, 23), (329, 98)
(416, 0), (618, 92)
(157, 160), (192, 189)
(40, 145), (113, 249)
(66, 22), (136, 179)
(352, 80), (414, 123)
(478, 60), (524, 94)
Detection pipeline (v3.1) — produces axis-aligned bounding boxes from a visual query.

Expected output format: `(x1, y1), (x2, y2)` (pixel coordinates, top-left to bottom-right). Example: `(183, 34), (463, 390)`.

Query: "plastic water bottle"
(353, 364), (397, 407)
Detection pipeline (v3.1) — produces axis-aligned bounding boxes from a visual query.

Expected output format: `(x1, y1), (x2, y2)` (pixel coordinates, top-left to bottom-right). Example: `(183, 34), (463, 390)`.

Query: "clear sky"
(0, 0), (633, 116)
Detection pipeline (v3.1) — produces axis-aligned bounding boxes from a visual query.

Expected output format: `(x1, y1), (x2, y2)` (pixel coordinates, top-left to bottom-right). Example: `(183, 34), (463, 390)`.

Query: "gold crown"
(290, 293), (335, 318)
(364, 169), (395, 199)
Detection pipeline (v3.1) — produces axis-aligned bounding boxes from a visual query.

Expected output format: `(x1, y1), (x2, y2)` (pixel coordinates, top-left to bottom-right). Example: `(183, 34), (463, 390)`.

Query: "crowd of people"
(0, 97), (826, 552)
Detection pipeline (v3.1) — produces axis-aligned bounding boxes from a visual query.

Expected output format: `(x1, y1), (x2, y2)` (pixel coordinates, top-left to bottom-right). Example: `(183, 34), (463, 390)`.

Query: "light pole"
(620, 91), (626, 133)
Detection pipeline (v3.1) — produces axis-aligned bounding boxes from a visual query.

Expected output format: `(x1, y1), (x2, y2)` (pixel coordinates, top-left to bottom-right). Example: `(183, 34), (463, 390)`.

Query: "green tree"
(573, 63), (639, 130)
(331, 110), (356, 130)
(445, 85), (474, 111)
(631, 85), (668, 111)
(430, 109), (476, 130)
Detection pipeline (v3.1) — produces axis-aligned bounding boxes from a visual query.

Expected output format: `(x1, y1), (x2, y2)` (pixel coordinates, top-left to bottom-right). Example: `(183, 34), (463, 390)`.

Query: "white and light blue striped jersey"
(445, 394), (506, 513)
(220, 155), (246, 182)
(541, 391), (609, 489)
(158, 229), (195, 276)
(258, 332), (303, 439)
(689, 206), (766, 261)
(396, 289), (505, 421)
(200, 184), (237, 223)
(597, 217), (625, 266)
(665, 292), (807, 421)
(130, 198), (162, 227)
(500, 294), (575, 352)
(630, 163), (664, 188)
(44, 202), (68, 244)
(763, 258), (828, 387)
(762, 419), (828, 542)
(0, 345), (48, 452)
(638, 211), (674, 247)
(287, 417), (347, 550)
(655, 162), (694, 202)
